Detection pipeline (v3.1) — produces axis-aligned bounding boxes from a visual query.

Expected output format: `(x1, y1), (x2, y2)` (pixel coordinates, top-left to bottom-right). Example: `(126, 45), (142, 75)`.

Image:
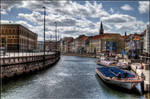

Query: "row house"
(123, 33), (143, 59)
(138, 25), (150, 56)
(89, 35), (100, 54)
(72, 35), (89, 53)
(60, 22), (126, 55)
(37, 40), (60, 52)
(145, 25), (150, 55)
(89, 34), (124, 54)
(60, 33), (124, 55)
(122, 24), (149, 59)
(69, 39), (75, 53)
(60, 37), (73, 53)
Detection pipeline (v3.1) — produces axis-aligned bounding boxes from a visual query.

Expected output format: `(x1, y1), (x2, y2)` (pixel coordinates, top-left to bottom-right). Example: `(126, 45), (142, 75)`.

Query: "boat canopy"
(97, 67), (135, 78)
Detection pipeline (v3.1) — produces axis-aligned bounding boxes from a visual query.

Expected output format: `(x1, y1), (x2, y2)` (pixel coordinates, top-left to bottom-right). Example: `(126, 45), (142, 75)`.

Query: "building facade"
(0, 24), (37, 52)
(89, 34), (123, 54)
(37, 40), (60, 52)
(60, 37), (73, 53)
(146, 25), (150, 54)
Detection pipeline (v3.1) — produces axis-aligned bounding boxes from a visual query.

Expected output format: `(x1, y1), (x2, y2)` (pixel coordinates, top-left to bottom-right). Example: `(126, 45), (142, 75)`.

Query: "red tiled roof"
(90, 33), (121, 40)
(80, 36), (89, 41)
(121, 35), (130, 39)
(133, 35), (140, 40)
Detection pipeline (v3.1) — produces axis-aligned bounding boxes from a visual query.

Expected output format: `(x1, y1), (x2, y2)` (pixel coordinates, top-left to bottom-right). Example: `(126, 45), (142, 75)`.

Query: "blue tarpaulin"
(121, 50), (126, 55)
(109, 42), (116, 51)
(97, 67), (135, 78)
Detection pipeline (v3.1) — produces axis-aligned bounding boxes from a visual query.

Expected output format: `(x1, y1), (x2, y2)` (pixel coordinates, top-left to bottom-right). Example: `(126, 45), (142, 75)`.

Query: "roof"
(79, 36), (89, 41)
(133, 35), (140, 40)
(63, 37), (73, 41)
(0, 23), (21, 25)
(90, 33), (121, 40)
(1, 23), (37, 36)
(62, 37), (74, 43)
(121, 35), (130, 39)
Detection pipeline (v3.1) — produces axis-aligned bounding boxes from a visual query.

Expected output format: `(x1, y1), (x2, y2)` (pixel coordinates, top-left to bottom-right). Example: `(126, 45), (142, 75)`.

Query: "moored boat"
(96, 67), (142, 93)
(96, 60), (128, 70)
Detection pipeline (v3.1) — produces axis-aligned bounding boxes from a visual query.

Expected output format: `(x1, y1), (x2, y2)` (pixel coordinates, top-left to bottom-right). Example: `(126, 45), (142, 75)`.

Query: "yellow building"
(89, 34), (124, 54)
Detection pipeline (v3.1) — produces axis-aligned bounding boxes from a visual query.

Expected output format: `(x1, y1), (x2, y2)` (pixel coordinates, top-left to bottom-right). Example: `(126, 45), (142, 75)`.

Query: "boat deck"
(97, 67), (135, 78)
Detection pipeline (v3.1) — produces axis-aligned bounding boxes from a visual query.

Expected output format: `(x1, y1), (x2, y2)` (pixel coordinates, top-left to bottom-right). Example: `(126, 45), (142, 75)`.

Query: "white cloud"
(16, 20), (33, 29)
(102, 14), (136, 23)
(1, 20), (10, 23)
(121, 4), (133, 11)
(18, 11), (43, 25)
(114, 20), (147, 34)
(1, 1), (148, 39)
(138, 1), (150, 14)
(110, 8), (114, 13)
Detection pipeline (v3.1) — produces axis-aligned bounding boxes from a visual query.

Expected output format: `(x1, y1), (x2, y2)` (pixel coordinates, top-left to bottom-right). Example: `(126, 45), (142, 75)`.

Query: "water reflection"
(1, 56), (149, 99)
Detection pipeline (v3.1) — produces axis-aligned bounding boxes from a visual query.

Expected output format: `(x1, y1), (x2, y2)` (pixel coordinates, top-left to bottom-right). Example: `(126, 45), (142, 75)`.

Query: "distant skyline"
(1, 0), (149, 41)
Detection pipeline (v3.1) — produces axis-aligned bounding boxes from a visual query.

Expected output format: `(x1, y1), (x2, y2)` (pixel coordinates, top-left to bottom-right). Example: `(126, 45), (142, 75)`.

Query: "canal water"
(1, 56), (149, 99)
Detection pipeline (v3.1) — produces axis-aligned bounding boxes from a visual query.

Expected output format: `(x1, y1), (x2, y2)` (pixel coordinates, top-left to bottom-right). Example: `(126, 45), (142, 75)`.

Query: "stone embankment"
(0, 52), (60, 80)
(131, 63), (150, 92)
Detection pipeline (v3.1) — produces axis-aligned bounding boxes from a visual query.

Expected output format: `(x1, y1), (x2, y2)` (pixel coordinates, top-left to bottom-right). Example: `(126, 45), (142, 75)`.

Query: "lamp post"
(43, 6), (46, 66)
(55, 22), (57, 51)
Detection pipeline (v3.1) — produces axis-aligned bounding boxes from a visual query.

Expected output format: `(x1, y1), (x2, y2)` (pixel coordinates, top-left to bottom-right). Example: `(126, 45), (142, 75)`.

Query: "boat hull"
(96, 68), (142, 93)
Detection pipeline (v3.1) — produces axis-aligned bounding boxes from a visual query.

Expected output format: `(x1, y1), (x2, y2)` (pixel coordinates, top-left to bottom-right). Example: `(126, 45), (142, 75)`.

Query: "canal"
(1, 56), (149, 99)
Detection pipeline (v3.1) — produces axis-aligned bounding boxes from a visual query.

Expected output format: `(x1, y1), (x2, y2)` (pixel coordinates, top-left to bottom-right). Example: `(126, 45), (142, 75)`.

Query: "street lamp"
(43, 6), (46, 66)
(43, 7), (46, 55)
(54, 22), (57, 51)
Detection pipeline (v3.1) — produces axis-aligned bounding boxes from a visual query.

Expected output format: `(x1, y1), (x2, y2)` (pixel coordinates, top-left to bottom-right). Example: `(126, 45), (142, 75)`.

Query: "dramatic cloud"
(121, 4), (133, 11)
(1, 0), (22, 11)
(1, 20), (10, 23)
(102, 14), (136, 23)
(1, 1), (149, 40)
(114, 20), (146, 34)
(138, 1), (150, 14)
(16, 20), (33, 29)
(18, 11), (43, 25)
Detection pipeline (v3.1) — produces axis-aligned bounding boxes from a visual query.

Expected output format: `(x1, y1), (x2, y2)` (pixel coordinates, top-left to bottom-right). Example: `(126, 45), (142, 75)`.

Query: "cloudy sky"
(1, 0), (149, 41)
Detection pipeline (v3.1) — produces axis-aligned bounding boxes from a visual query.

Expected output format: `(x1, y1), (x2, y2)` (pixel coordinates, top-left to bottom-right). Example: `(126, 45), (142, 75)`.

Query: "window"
(13, 29), (16, 35)
(2, 29), (4, 34)
(9, 29), (11, 35)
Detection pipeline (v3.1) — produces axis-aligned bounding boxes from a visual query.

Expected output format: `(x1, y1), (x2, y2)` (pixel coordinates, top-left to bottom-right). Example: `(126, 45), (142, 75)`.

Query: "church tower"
(125, 32), (127, 36)
(99, 21), (104, 35)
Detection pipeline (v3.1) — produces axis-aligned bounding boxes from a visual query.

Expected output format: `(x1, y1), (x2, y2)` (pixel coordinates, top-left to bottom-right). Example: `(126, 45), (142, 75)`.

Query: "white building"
(146, 25), (150, 54)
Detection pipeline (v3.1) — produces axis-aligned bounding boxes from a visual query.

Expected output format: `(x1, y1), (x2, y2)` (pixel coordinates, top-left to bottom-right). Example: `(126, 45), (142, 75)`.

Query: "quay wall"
(0, 52), (60, 79)
(131, 63), (150, 92)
